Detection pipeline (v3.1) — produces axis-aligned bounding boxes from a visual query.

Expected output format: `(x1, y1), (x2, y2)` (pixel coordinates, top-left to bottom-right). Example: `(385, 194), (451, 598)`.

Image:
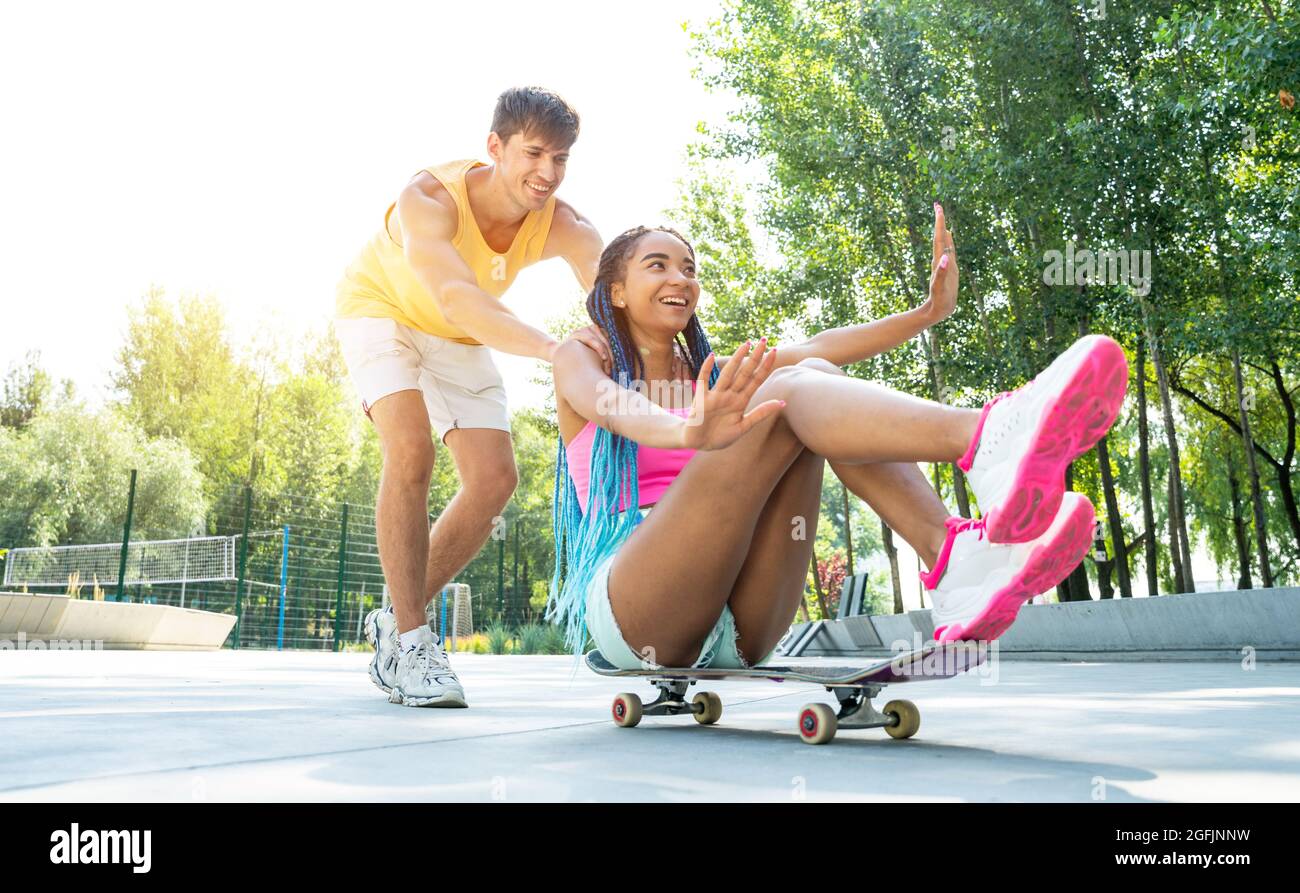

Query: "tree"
(1, 352), (53, 431)
(0, 402), (206, 549)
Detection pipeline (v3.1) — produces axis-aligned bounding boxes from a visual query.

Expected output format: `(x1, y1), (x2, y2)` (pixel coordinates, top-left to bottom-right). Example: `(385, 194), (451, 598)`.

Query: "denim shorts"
(583, 509), (777, 671)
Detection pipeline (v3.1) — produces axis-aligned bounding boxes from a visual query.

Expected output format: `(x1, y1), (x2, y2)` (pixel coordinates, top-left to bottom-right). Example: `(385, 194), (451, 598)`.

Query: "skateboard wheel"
(798, 703), (837, 745)
(612, 693), (643, 728)
(692, 691), (723, 725)
(883, 699), (920, 739)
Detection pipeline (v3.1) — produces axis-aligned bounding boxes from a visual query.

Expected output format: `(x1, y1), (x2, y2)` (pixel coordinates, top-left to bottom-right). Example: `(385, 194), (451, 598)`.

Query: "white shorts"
(335, 316), (510, 441)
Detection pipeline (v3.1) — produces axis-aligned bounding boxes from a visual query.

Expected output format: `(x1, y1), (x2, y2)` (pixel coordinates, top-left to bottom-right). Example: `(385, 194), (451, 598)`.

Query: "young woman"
(548, 206), (1128, 669)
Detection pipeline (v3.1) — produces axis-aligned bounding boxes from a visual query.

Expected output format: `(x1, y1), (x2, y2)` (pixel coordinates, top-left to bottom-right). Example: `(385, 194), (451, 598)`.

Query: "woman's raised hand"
(681, 338), (784, 451)
(927, 203), (958, 322)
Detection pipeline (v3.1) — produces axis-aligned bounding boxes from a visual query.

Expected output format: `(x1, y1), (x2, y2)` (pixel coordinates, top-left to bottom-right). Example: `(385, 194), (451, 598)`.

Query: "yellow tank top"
(335, 159), (558, 344)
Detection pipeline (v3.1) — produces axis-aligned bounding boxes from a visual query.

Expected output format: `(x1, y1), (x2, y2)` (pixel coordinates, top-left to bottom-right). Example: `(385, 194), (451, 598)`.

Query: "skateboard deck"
(585, 640), (987, 744)
(585, 640), (986, 686)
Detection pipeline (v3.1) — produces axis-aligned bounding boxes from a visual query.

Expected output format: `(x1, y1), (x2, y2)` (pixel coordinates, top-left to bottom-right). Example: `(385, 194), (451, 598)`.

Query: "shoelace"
(945, 515), (987, 542)
(410, 643), (453, 680)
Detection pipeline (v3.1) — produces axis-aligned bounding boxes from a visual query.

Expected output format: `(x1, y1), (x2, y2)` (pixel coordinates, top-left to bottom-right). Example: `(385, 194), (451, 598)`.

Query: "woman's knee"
(761, 356), (845, 394)
(795, 356), (845, 376)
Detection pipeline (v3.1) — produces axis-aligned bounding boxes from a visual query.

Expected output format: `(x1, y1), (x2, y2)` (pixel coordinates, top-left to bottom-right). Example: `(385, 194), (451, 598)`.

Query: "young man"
(335, 87), (608, 707)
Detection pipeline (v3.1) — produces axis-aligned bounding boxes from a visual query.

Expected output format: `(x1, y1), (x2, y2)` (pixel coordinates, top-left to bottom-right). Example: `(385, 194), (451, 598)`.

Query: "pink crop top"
(565, 406), (696, 514)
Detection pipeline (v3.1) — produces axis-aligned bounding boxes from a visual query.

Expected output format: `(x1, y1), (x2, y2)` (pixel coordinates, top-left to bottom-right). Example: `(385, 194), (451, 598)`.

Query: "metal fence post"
(277, 525), (289, 651)
(497, 525), (505, 622)
(333, 502), (349, 653)
(115, 469), (137, 602)
(234, 485), (252, 649)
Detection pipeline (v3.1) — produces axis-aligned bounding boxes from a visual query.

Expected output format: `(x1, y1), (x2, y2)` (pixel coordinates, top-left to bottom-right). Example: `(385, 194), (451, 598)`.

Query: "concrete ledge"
(0, 593), (235, 651)
(786, 587), (1300, 661)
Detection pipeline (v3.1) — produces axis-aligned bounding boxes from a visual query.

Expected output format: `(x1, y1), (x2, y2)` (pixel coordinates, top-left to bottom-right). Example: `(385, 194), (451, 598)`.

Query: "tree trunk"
(841, 482), (854, 575)
(1056, 464), (1090, 601)
(1067, 562), (1091, 601)
(1096, 555), (1115, 600)
(1228, 465), (1254, 590)
(882, 520), (904, 614)
(1136, 339), (1160, 596)
(1167, 470), (1187, 594)
(1142, 308), (1194, 592)
(1096, 436), (1133, 597)
(808, 554), (830, 619)
(1268, 360), (1299, 551)
(1232, 349), (1274, 586)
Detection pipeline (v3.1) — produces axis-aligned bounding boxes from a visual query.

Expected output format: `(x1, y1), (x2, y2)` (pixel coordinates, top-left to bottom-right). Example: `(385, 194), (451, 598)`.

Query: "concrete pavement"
(1, 650), (1297, 802)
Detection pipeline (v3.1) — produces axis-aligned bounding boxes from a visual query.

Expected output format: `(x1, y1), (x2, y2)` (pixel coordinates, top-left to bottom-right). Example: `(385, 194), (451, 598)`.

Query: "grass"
(350, 624), (567, 655)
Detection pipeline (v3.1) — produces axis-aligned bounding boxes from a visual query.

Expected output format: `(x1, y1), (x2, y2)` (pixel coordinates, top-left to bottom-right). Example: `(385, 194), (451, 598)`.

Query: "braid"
(548, 224), (718, 653)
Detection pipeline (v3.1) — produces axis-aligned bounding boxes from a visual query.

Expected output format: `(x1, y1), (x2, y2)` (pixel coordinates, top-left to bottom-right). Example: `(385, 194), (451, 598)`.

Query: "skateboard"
(585, 640), (988, 745)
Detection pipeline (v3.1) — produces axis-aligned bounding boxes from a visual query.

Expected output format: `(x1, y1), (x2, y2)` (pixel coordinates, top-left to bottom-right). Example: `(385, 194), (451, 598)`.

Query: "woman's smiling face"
(609, 230), (701, 338)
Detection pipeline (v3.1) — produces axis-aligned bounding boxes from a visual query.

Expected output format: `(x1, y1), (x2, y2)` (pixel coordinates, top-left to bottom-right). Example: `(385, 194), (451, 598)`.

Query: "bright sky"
(1, 0), (736, 410)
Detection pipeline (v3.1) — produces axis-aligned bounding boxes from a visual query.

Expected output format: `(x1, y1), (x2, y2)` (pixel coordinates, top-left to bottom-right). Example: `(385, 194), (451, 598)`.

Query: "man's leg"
(424, 428), (518, 603)
(367, 390), (437, 636)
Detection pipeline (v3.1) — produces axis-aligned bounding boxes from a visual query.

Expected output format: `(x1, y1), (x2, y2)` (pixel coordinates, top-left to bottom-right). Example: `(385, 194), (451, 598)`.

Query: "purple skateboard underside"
(586, 641), (989, 686)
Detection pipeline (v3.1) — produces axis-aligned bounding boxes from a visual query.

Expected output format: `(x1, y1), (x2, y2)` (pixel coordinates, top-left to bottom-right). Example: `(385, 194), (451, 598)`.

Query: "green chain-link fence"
(2, 474), (555, 651)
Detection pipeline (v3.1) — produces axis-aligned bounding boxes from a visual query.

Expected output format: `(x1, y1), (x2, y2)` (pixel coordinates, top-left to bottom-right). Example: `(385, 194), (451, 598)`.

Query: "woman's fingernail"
(934, 202), (941, 213)
(940, 254), (950, 269)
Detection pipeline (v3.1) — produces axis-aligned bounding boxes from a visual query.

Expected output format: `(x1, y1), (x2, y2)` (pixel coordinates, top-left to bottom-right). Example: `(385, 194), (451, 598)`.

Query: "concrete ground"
(1, 650), (1297, 802)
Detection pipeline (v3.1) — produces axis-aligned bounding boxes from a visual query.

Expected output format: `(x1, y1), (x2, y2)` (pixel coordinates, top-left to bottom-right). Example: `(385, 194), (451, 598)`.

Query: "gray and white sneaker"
(364, 601), (443, 695)
(364, 607), (400, 694)
(389, 626), (467, 708)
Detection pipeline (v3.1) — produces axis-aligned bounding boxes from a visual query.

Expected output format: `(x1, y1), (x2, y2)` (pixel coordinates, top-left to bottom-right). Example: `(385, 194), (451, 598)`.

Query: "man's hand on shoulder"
(564, 323), (612, 373)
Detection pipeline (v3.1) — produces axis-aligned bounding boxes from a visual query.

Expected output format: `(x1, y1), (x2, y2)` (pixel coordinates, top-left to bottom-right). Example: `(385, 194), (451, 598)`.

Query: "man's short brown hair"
(490, 86), (580, 150)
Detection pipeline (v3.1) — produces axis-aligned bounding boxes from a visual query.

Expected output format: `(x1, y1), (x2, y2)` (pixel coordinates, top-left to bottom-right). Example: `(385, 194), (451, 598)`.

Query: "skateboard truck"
(611, 677), (724, 728)
(589, 643), (973, 744)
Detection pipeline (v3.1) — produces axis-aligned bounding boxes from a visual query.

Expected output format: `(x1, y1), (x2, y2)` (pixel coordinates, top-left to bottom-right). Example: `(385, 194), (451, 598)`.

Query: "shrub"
(485, 624), (513, 654)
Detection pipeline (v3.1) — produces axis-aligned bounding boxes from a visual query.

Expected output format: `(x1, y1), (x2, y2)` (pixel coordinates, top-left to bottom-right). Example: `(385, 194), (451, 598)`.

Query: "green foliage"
(516, 622), (566, 655)
(678, 0), (1300, 592)
(485, 624), (513, 655)
(0, 401), (206, 548)
(1, 352), (53, 431)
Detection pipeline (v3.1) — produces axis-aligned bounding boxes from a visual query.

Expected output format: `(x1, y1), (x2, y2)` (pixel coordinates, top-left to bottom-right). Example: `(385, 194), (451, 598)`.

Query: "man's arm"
(543, 198), (611, 369)
(543, 199), (604, 293)
(398, 175), (558, 361)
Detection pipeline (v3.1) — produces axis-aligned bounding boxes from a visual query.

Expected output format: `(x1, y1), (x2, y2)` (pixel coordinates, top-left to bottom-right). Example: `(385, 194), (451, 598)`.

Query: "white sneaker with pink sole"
(923, 492), (1096, 643)
(960, 334), (1128, 544)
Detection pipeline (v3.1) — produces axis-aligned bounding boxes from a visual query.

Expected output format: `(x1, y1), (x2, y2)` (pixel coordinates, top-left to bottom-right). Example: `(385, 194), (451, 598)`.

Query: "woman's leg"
(607, 361), (979, 666)
(721, 446), (827, 663)
(606, 407), (808, 667)
(830, 461), (950, 570)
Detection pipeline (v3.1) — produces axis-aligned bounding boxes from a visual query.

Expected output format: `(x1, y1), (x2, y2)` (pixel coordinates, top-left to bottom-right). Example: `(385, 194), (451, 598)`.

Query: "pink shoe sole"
(934, 496), (1096, 644)
(984, 336), (1128, 544)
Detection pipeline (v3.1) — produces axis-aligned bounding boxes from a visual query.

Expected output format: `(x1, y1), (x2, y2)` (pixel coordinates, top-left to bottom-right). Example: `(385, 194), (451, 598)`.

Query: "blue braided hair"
(547, 226), (720, 654)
